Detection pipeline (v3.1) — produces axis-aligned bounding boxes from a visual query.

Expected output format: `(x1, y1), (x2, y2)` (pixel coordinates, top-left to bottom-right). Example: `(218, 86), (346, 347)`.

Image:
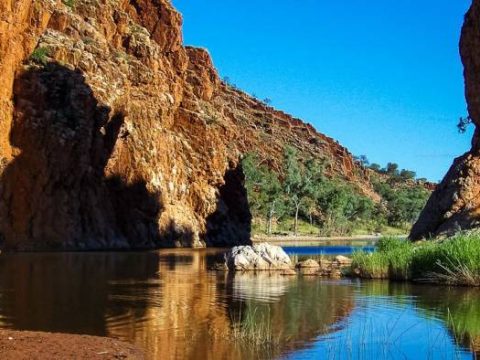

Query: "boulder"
(296, 259), (320, 269)
(224, 243), (292, 271)
(334, 255), (352, 265)
(280, 269), (298, 276)
(296, 259), (320, 275)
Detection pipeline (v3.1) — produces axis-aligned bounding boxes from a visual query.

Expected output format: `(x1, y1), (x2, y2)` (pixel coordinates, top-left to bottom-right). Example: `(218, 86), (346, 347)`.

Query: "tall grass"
(351, 234), (480, 285)
(228, 306), (278, 347)
(352, 237), (413, 280)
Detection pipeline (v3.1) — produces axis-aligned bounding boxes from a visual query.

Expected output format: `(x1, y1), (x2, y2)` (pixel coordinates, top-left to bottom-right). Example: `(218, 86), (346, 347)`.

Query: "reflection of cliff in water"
(0, 252), (161, 334)
(0, 252), (478, 359)
(105, 250), (355, 360)
(0, 250), (355, 360)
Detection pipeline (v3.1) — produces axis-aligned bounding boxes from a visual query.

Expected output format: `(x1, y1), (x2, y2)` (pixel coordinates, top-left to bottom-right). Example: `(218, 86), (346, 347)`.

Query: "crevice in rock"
(205, 162), (252, 247)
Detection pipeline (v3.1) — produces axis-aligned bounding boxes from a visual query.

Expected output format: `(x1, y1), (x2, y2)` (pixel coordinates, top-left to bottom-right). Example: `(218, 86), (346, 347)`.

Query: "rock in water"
(334, 255), (352, 265)
(296, 259), (320, 269)
(224, 243), (292, 271)
(295, 259), (320, 275)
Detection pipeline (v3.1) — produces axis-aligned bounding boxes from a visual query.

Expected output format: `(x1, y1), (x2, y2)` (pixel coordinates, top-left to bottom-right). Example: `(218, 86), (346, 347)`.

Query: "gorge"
(0, 0), (377, 251)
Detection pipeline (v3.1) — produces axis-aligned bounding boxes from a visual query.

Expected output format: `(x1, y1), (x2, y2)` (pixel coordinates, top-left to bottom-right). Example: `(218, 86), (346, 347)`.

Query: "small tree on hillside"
(399, 169), (416, 180)
(354, 155), (369, 167)
(283, 147), (323, 236)
(242, 153), (284, 234)
(385, 162), (399, 176)
(458, 115), (472, 133)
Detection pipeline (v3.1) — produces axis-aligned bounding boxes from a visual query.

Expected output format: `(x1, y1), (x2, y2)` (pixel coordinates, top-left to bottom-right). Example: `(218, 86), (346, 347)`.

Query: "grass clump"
(62, 0), (75, 9)
(351, 251), (389, 279)
(30, 47), (50, 65)
(351, 234), (480, 285)
(352, 237), (413, 280)
(413, 234), (480, 286)
(227, 306), (278, 347)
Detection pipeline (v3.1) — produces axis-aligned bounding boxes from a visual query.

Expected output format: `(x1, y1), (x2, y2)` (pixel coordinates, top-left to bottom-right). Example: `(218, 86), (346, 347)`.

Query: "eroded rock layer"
(0, 0), (373, 250)
(411, 0), (480, 240)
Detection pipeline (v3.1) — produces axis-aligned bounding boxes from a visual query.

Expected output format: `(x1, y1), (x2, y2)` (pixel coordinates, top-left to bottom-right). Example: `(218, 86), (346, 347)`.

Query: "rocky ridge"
(411, 0), (480, 239)
(0, 0), (375, 250)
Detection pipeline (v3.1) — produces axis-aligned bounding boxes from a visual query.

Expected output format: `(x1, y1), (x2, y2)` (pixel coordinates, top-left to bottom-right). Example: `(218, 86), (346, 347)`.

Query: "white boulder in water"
(224, 243), (292, 271)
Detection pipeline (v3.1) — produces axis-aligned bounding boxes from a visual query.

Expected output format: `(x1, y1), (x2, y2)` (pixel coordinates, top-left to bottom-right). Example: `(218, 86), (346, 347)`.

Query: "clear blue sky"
(173, 0), (473, 182)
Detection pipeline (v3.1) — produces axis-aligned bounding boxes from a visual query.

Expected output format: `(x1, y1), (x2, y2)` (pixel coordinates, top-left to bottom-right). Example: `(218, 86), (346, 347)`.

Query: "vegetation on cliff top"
(243, 147), (430, 237)
(351, 235), (480, 286)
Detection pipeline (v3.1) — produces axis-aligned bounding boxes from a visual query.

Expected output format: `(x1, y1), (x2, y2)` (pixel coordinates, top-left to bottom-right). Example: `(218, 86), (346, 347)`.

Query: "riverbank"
(350, 234), (480, 286)
(0, 330), (144, 359)
(246, 234), (480, 287)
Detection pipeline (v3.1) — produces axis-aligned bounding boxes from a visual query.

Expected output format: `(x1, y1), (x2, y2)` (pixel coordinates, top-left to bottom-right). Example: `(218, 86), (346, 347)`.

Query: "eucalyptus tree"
(283, 147), (323, 236)
(242, 153), (284, 234)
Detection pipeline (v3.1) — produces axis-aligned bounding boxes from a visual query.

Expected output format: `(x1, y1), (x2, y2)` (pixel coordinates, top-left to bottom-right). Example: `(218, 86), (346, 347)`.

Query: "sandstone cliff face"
(410, 0), (480, 240)
(0, 0), (373, 250)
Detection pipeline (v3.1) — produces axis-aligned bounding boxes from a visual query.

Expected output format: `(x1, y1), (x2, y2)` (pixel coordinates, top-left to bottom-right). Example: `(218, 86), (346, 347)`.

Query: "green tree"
(399, 169), (416, 180)
(242, 153), (284, 234)
(373, 179), (429, 228)
(385, 162), (399, 176)
(387, 187), (429, 227)
(283, 147), (322, 236)
(355, 155), (369, 167)
(313, 180), (374, 235)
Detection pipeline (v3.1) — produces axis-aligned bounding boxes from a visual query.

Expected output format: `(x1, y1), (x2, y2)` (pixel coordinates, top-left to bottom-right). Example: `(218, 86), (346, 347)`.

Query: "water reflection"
(289, 281), (479, 359)
(230, 272), (296, 302)
(0, 252), (160, 335)
(0, 250), (477, 359)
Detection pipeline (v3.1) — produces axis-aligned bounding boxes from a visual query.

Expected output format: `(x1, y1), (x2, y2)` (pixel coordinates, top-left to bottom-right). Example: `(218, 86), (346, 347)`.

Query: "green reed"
(351, 234), (480, 285)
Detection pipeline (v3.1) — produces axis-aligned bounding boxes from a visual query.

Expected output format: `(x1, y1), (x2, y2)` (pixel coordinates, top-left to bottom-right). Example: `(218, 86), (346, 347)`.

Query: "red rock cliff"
(411, 0), (480, 239)
(0, 0), (373, 250)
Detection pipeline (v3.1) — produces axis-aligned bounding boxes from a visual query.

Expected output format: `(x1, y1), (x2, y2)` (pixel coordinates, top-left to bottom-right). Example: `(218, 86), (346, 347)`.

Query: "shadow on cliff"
(205, 162), (252, 247)
(0, 63), (163, 250)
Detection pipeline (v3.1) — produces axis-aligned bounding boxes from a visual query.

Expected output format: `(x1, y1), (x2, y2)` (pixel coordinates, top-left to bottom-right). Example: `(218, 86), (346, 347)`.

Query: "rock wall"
(0, 0), (373, 250)
(410, 0), (480, 240)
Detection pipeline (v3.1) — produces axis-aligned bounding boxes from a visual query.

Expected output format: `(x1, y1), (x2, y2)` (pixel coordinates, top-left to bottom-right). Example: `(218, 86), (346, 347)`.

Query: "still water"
(282, 245), (375, 256)
(0, 248), (478, 359)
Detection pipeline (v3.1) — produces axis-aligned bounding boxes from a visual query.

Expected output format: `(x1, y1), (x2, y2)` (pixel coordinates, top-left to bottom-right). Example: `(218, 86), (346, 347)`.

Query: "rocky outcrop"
(224, 243), (293, 271)
(411, 0), (480, 240)
(0, 0), (375, 250)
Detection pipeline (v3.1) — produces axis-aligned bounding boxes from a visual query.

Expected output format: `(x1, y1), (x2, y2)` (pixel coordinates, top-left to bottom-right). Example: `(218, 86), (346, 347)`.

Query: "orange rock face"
(0, 0), (373, 250)
(411, 0), (480, 239)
